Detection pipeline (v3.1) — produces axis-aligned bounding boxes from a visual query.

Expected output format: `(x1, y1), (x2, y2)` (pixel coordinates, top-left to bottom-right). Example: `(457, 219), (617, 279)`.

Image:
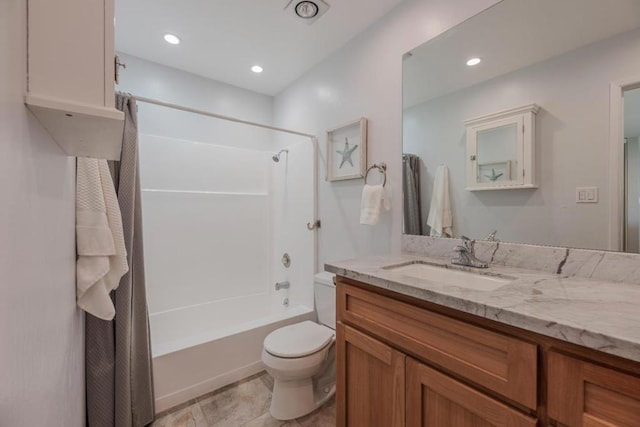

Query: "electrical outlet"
(576, 187), (598, 203)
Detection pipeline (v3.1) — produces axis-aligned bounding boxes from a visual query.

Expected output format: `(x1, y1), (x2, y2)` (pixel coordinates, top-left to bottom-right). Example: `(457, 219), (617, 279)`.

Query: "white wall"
(273, 0), (500, 268)
(116, 53), (275, 151)
(0, 1), (84, 426)
(404, 28), (640, 249)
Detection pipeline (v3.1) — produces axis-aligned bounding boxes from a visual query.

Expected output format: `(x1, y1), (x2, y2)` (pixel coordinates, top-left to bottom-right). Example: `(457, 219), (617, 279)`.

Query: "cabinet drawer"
(338, 282), (537, 410)
(548, 351), (640, 426)
(407, 358), (537, 427)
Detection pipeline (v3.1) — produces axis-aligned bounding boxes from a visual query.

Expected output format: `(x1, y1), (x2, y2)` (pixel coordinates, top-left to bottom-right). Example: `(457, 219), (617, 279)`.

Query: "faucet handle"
(484, 230), (498, 242)
(460, 236), (475, 251)
(453, 245), (467, 253)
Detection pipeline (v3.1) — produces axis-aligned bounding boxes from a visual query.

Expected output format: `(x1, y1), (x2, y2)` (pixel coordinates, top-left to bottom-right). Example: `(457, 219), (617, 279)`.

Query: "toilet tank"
(314, 272), (336, 329)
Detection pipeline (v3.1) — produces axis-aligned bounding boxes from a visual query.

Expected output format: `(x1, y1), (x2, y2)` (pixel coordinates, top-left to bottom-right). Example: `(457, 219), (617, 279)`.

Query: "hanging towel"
(76, 157), (129, 320)
(426, 165), (453, 237)
(360, 184), (391, 225)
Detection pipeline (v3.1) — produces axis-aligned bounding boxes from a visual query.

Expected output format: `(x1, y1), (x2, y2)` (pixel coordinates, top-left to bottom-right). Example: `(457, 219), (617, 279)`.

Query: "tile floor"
(151, 372), (335, 427)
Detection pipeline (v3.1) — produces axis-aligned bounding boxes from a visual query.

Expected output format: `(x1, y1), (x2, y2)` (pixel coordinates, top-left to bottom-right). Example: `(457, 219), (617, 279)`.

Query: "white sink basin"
(384, 262), (515, 291)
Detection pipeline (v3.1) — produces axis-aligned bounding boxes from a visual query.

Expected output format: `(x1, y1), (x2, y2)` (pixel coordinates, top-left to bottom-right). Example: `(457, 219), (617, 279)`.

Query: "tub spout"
(275, 281), (290, 291)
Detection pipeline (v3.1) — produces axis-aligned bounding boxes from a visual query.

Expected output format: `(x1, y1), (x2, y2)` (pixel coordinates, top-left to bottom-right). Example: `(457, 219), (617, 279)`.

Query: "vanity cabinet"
(336, 323), (405, 427)
(406, 358), (536, 427)
(336, 277), (640, 427)
(548, 352), (640, 426)
(25, 0), (124, 160)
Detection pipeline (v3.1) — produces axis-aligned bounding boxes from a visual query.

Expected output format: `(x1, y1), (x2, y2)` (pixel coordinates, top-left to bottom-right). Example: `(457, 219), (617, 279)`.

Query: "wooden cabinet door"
(336, 322), (405, 427)
(406, 358), (537, 427)
(338, 282), (537, 409)
(548, 351), (640, 426)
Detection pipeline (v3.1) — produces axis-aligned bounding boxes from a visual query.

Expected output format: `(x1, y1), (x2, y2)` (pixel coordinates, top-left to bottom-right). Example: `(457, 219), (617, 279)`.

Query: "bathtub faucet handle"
(275, 281), (290, 291)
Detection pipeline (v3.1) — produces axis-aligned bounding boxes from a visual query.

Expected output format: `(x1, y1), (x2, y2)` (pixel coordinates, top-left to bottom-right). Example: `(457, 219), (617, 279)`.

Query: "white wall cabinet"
(465, 104), (539, 191)
(25, 0), (124, 160)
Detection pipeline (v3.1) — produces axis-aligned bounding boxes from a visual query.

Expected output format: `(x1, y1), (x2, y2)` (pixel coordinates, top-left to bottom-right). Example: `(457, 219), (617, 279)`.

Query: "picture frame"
(477, 160), (512, 183)
(326, 118), (367, 181)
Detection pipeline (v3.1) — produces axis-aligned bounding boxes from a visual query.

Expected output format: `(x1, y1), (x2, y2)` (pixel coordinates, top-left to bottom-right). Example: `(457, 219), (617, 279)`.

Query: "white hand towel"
(426, 165), (453, 237)
(360, 184), (391, 225)
(76, 158), (129, 320)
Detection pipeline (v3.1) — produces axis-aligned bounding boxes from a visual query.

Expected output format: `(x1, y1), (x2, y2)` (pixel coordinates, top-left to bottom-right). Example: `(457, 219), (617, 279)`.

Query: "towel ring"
(364, 163), (387, 187)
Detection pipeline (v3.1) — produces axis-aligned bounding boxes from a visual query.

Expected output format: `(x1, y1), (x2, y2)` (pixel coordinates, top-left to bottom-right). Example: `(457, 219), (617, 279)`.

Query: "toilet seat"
(264, 320), (334, 358)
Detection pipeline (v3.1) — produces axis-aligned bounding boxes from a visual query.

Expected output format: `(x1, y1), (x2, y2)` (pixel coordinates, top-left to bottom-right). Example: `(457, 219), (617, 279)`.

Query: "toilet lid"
(264, 321), (334, 358)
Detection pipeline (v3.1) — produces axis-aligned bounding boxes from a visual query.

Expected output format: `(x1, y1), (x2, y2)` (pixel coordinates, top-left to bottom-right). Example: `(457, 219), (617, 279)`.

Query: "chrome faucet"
(275, 281), (290, 291)
(451, 236), (489, 268)
(483, 230), (499, 242)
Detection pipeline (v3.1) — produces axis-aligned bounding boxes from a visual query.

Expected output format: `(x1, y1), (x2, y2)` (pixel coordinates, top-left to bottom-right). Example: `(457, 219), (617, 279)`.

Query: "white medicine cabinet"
(25, 0), (124, 160)
(465, 104), (539, 191)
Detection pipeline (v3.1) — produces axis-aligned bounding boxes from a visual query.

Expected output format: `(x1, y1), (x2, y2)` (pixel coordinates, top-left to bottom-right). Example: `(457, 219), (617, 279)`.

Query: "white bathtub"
(150, 294), (314, 413)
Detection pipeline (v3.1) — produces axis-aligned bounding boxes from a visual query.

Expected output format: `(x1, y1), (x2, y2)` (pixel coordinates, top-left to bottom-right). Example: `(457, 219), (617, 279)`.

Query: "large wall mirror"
(402, 0), (640, 252)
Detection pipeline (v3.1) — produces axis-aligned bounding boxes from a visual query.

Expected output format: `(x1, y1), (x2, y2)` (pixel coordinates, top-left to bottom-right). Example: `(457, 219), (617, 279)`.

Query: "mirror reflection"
(402, 0), (640, 251)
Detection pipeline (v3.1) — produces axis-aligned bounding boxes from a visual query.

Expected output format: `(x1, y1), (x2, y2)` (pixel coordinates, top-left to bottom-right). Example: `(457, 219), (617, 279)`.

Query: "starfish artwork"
(336, 137), (358, 169)
(484, 168), (504, 182)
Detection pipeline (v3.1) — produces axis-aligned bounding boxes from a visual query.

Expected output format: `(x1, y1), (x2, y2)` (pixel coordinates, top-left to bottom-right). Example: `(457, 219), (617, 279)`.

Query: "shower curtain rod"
(132, 95), (316, 139)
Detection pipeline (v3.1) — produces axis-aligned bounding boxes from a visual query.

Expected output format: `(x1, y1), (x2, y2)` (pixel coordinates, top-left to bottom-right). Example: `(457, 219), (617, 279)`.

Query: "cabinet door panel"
(338, 282), (537, 409)
(548, 351), (640, 427)
(337, 323), (405, 427)
(406, 358), (537, 427)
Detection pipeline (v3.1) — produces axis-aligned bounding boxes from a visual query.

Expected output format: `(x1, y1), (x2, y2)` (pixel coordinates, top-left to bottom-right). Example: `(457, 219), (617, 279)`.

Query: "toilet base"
(269, 377), (335, 420)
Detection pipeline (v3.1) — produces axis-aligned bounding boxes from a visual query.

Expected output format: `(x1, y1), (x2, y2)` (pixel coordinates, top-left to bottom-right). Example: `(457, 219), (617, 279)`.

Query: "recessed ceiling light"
(251, 65), (264, 73)
(466, 57), (481, 66)
(163, 33), (181, 45)
(295, 1), (319, 19)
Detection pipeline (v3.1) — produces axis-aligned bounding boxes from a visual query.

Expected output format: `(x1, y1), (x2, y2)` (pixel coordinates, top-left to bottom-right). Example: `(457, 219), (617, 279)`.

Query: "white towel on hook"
(76, 158), (129, 320)
(427, 165), (453, 237)
(360, 184), (391, 225)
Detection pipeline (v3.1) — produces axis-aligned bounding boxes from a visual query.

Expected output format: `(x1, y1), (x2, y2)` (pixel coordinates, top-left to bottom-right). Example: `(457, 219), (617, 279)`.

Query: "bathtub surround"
(116, 57), (317, 412)
(85, 94), (155, 427)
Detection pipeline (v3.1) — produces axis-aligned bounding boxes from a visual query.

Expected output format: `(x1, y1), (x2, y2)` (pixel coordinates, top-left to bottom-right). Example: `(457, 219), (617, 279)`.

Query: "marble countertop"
(325, 253), (640, 363)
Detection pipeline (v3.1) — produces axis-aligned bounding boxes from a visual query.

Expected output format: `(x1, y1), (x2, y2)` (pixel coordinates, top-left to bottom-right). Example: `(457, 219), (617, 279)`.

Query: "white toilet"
(262, 272), (336, 420)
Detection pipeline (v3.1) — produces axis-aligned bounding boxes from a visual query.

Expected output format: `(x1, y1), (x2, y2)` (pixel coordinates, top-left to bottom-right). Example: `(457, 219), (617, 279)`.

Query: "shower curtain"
(403, 154), (423, 235)
(85, 94), (155, 427)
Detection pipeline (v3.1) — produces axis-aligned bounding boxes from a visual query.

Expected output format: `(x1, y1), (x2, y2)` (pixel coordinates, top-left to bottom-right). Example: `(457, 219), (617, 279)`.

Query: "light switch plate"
(576, 187), (598, 203)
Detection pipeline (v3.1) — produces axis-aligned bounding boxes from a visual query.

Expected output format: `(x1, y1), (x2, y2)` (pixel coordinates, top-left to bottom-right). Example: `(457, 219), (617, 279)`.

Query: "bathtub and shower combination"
(134, 99), (319, 412)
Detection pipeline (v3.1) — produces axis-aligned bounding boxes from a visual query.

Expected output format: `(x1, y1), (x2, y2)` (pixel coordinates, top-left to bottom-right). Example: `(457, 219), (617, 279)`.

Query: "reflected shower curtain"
(403, 154), (422, 235)
(85, 94), (155, 427)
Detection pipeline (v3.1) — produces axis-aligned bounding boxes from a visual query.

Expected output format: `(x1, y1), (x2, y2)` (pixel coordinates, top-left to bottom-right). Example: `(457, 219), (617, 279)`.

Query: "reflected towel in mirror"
(427, 165), (452, 237)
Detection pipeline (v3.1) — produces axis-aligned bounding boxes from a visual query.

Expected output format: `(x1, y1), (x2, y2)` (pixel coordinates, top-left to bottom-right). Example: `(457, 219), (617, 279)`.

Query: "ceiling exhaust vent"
(284, 0), (330, 25)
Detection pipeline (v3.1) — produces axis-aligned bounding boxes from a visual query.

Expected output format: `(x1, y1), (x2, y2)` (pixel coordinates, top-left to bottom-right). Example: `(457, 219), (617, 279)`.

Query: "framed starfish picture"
(326, 118), (368, 181)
